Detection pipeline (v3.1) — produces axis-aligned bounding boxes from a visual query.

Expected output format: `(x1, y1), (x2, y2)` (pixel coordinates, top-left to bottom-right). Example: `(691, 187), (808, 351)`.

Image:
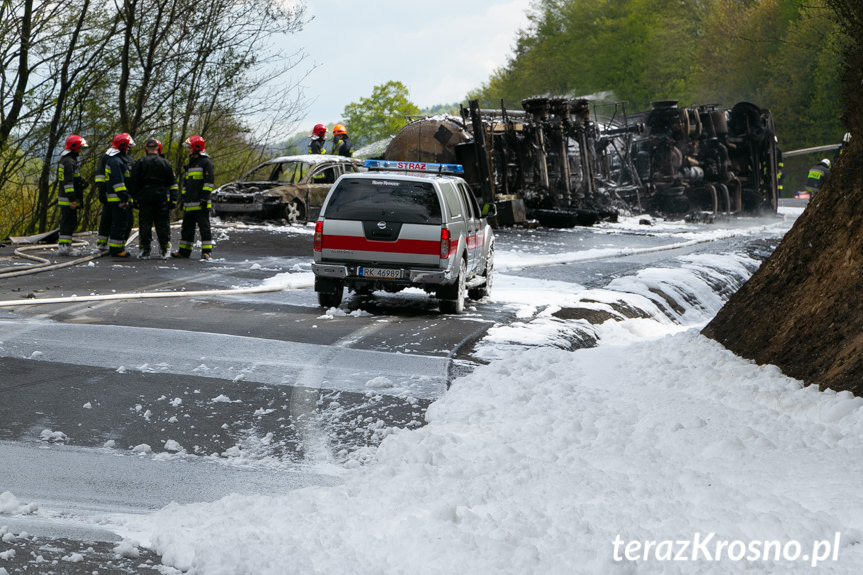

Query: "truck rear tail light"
(314, 221), (323, 252)
(440, 228), (452, 258)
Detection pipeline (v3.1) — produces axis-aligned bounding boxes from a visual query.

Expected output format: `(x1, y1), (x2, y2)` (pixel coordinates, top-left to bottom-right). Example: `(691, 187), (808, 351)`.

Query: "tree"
(0, 0), (312, 238)
(341, 81), (421, 147)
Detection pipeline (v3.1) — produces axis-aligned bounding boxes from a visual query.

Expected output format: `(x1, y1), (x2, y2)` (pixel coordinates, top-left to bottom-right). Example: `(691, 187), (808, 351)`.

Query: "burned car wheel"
(283, 198), (305, 224)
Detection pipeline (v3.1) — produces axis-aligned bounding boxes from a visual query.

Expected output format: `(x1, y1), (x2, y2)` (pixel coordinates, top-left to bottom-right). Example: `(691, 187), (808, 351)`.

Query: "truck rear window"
(322, 178), (443, 224)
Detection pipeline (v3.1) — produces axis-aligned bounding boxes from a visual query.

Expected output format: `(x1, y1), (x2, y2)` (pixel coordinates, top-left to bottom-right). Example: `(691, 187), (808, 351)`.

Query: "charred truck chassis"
(383, 98), (779, 227)
(630, 100), (780, 218)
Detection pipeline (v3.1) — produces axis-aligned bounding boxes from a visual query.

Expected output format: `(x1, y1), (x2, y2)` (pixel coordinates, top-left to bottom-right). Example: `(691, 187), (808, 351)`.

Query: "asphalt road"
(0, 223), (508, 573)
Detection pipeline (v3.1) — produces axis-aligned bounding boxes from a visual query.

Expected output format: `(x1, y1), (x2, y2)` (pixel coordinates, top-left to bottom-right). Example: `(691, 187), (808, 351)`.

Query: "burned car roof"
(237, 155), (359, 179)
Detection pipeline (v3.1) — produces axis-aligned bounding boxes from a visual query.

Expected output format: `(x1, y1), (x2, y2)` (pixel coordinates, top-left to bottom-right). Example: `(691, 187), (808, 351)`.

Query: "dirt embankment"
(702, 138), (863, 394)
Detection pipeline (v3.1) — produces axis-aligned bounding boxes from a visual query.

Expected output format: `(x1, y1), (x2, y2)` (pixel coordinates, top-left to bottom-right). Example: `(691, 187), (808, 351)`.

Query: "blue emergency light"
(364, 159), (464, 174)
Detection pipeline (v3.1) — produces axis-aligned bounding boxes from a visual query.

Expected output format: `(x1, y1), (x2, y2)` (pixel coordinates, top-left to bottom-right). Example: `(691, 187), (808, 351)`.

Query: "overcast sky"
(285, 0), (534, 135)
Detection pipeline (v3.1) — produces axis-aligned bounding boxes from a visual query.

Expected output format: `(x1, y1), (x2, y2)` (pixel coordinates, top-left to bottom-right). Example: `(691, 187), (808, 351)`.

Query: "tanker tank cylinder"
(383, 116), (471, 164)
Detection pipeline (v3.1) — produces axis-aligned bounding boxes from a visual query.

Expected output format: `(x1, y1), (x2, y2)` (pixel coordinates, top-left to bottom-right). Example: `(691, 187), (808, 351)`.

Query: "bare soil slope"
(702, 140), (863, 394)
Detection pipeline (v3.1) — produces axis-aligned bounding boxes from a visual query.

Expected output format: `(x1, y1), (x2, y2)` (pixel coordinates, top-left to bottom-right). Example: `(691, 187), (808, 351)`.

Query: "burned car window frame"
(211, 155), (364, 223)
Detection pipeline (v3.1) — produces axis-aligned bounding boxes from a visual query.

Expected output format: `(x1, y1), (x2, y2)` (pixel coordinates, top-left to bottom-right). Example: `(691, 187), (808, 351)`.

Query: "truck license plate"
(359, 267), (402, 279)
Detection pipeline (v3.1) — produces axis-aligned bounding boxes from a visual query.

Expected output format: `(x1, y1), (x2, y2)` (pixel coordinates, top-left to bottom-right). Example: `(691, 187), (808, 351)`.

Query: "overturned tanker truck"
(382, 98), (780, 227)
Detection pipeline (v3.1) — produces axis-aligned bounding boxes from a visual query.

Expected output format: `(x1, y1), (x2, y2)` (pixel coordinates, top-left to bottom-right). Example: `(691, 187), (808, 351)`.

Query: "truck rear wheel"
(469, 244), (493, 301)
(439, 259), (466, 314)
(317, 288), (343, 308)
(315, 278), (343, 308)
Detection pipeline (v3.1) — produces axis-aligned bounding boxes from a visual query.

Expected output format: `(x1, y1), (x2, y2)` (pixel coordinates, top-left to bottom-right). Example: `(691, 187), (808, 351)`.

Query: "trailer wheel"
(717, 184), (731, 214)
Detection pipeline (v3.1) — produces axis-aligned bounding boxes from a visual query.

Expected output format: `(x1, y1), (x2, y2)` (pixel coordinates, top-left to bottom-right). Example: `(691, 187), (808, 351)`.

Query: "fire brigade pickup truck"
(312, 160), (496, 314)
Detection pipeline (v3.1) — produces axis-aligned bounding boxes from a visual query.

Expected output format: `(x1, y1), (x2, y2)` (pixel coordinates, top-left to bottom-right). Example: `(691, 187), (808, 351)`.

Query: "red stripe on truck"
(323, 234), (442, 256)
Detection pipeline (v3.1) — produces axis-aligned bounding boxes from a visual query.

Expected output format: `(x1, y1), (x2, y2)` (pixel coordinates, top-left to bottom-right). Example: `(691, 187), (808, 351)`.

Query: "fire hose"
(0, 240), (105, 279)
(0, 225), (311, 307)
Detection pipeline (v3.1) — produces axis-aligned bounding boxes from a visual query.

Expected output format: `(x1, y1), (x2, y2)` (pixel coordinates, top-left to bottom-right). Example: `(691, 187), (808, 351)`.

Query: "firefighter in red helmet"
(95, 133), (135, 257)
(308, 124), (327, 154)
(57, 135), (89, 256)
(172, 135), (215, 260)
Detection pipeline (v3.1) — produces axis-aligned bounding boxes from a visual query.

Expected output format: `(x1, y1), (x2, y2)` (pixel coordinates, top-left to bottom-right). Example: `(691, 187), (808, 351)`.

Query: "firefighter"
(95, 133), (135, 257)
(775, 137), (784, 197)
(804, 158), (831, 196)
(130, 137), (178, 259)
(308, 124), (327, 154)
(331, 124), (354, 157)
(835, 132), (851, 159)
(57, 135), (88, 256)
(172, 135), (215, 260)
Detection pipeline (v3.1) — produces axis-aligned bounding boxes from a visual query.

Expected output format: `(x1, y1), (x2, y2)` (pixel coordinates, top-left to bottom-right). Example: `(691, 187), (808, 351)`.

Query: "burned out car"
(211, 155), (365, 223)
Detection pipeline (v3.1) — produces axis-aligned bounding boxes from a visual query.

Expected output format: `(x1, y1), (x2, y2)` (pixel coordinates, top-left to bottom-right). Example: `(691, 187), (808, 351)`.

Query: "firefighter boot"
(58, 244), (81, 257)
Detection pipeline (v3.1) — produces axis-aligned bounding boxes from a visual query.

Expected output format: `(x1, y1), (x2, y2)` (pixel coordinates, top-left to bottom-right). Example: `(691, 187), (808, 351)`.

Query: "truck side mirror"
(482, 203), (497, 218)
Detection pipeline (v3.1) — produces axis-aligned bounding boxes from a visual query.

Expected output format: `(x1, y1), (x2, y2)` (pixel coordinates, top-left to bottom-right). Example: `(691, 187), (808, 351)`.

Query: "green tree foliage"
(0, 0), (310, 236)
(471, 0), (703, 111)
(421, 102), (460, 116)
(341, 81), (421, 147)
(472, 0), (844, 151)
(826, 0), (863, 143)
(696, 0), (843, 148)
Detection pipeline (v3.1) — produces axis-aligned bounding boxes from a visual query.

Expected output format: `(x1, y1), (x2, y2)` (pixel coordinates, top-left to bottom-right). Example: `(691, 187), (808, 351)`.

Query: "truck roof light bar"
(363, 159), (464, 174)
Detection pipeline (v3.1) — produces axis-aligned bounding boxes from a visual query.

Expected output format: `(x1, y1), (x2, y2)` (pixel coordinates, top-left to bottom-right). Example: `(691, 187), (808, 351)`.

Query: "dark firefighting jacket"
(308, 136), (326, 155)
(99, 149), (133, 203)
(332, 134), (354, 157)
(130, 153), (178, 204)
(58, 151), (84, 206)
(180, 152), (215, 211)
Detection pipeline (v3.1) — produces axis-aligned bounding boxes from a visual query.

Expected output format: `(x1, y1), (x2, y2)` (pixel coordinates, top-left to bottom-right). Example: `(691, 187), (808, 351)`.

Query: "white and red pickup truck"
(312, 160), (496, 314)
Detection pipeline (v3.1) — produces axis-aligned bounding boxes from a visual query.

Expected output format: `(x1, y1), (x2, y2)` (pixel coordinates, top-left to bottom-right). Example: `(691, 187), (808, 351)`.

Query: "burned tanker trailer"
(382, 97), (779, 226)
(628, 101), (781, 217)
(383, 97), (628, 227)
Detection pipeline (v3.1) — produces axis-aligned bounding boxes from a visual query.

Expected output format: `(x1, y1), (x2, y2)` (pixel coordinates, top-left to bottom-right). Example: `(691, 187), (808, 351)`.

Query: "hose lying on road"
(0, 284), (295, 307)
(0, 241), (104, 278)
(0, 272), (314, 308)
(0, 226), (317, 307)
